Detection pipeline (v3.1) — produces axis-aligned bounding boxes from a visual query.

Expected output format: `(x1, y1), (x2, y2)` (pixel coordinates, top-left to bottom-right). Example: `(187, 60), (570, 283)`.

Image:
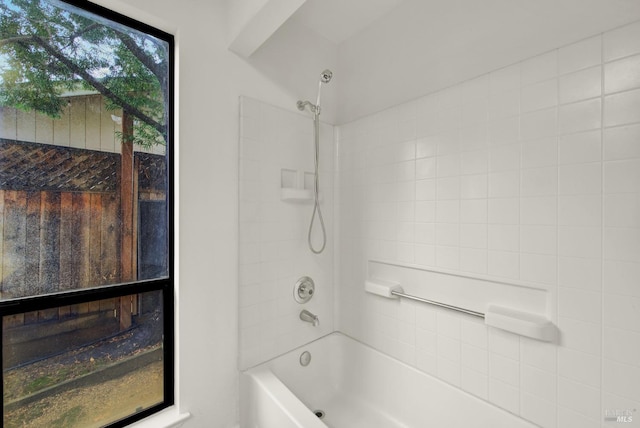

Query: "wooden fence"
(1, 189), (124, 328)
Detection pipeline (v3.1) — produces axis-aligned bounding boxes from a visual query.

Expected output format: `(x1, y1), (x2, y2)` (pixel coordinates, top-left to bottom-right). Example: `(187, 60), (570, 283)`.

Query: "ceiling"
(263, 0), (640, 123)
(289, 0), (640, 49)
(286, 0), (405, 45)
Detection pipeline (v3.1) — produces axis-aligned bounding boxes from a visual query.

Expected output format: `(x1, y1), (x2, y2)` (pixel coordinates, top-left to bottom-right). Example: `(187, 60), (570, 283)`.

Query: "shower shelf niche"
(280, 168), (318, 202)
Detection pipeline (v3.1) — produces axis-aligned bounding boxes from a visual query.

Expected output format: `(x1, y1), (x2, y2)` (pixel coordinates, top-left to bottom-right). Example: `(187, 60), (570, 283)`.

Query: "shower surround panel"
(239, 97), (335, 370)
(336, 21), (640, 428)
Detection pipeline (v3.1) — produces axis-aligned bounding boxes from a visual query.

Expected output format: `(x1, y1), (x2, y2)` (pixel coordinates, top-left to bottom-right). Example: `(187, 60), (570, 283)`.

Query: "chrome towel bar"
(390, 290), (485, 319)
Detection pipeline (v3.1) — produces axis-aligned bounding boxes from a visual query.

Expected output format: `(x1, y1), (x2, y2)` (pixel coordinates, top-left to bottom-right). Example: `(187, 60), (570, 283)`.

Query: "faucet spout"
(300, 309), (319, 327)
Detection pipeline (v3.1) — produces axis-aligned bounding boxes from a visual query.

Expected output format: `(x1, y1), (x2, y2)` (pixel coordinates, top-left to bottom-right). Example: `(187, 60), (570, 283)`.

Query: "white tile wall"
(336, 20), (640, 428)
(238, 97), (334, 369)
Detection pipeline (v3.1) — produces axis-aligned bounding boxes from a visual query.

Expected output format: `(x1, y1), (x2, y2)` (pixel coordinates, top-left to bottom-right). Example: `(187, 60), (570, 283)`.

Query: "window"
(0, 0), (174, 427)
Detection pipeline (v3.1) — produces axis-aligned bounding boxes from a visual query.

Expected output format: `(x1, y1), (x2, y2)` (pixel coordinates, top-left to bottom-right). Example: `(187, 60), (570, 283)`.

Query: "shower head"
(320, 69), (333, 84)
(315, 69), (333, 109)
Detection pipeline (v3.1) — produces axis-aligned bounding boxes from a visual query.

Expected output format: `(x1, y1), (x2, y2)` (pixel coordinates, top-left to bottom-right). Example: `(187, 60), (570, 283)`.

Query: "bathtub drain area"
(311, 392), (407, 428)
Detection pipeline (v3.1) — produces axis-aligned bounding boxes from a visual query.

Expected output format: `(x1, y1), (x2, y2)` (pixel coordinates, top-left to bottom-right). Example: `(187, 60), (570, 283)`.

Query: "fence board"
(3, 314), (24, 329)
(58, 305), (71, 320)
(38, 192), (61, 322)
(38, 308), (58, 322)
(99, 298), (116, 312)
(2, 190), (27, 298)
(72, 193), (91, 289)
(24, 192), (41, 296)
(69, 193), (91, 319)
(59, 192), (73, 291)
(101, 192), (119, 284)
(89, 193), (102, 287)
(23, 312), (38, 325)
(40, 191), (60, 294)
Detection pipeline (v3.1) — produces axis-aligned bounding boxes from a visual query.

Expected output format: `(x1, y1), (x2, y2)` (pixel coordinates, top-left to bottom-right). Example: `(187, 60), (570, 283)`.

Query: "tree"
(0, 0), (169, 147)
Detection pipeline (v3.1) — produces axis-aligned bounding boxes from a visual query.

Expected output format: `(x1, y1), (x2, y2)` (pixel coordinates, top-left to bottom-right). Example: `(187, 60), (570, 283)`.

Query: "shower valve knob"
(299, 286), (313, 297)
(294, 276), (315, 303)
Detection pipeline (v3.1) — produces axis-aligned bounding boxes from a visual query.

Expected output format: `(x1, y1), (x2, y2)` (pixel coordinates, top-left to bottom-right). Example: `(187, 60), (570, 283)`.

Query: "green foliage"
(24, 375), (54, 394)
(0, 0), (169, 146)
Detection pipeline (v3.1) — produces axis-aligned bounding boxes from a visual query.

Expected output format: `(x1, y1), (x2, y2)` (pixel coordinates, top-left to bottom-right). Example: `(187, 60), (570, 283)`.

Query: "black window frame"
(0, 0), (175, 426)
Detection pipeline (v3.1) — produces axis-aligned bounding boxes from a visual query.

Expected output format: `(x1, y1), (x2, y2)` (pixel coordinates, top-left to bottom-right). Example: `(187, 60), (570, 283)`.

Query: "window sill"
(130, 408), (191, 428)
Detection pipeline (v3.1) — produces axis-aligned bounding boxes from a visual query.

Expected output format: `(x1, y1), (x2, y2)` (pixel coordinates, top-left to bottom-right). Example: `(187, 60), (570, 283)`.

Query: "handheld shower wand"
(297, 69), (333, 254)
(297, 69), (333, 115)
(316, 69), (332, 107)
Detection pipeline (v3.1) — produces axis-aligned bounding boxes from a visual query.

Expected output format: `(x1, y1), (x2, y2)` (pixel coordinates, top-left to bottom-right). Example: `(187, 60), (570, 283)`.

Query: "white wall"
(227, 0), (270, 44)
(91, 0), (322, 426)
(337, 21), (640, 428)
(238, 97), (334, 369)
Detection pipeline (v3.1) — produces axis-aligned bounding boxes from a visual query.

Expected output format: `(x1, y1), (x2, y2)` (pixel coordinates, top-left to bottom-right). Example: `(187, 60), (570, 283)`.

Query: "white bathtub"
(240, 332), (537, 428)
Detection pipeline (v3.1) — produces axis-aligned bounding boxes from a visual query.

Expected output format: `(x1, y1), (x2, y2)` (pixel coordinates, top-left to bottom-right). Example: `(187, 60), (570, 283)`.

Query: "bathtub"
(240, 332), (536, 428)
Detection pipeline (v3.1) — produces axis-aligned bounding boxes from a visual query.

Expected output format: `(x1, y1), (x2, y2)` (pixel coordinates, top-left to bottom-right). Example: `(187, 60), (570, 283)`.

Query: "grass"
(22, 366), (76, 396)
(4, 360), (163, 428)
(4, 402), (47, 428)
(24, 376), (55, 395)
(6, 359), (110, 401)
(51, 406), (84, 426)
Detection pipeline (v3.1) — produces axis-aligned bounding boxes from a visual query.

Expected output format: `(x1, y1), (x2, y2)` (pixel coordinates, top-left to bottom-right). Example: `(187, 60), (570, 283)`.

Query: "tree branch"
(115, 32), (165, 84)
(24, 35), (167, 141)
(69, 23), (100, 44)
(0, 36), (36, 47)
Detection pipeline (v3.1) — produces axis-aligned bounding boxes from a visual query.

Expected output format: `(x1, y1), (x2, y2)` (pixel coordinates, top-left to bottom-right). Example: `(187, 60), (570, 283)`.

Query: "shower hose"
(308, 112), (327, 254)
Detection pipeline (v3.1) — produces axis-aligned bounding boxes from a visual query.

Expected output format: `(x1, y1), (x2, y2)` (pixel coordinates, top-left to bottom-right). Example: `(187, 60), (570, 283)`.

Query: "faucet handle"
(294, 277), (315, 303)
